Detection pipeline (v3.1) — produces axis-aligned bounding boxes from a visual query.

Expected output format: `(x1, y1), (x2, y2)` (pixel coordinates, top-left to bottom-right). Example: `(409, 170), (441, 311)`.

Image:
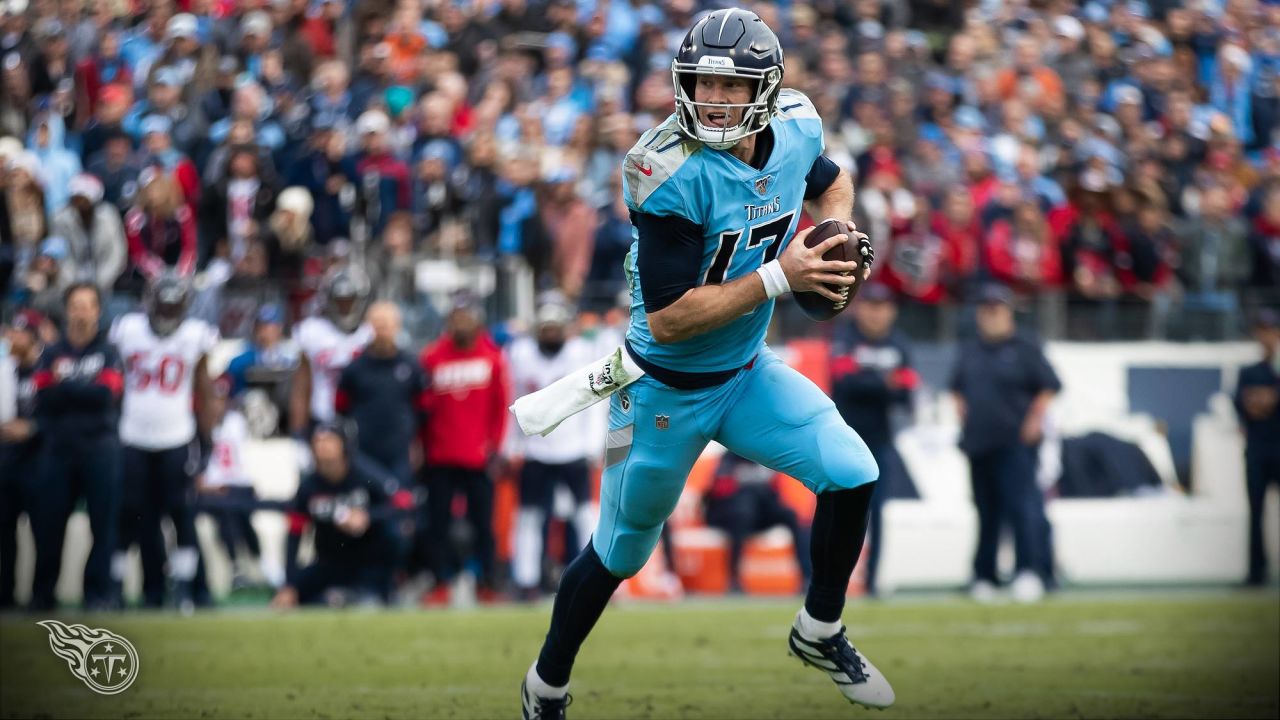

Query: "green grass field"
(1, 590), (1277, 719)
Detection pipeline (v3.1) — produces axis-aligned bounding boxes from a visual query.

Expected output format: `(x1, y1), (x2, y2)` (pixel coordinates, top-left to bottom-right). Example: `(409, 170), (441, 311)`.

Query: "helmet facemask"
(672, 62), (782, 150)
(324, 271), (369, 333)
(146, 277), (191, 337)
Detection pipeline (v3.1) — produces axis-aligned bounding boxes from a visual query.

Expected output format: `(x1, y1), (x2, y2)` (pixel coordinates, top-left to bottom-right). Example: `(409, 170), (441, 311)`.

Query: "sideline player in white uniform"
(196, 376), (282, 589)
(289, 268), (373, 467)
(110, 273), (217, 611)
(505, 299), (599, 599)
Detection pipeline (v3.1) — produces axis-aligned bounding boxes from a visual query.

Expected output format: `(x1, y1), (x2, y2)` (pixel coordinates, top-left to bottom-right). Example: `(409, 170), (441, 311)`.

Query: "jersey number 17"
(704, 211), (795, 285)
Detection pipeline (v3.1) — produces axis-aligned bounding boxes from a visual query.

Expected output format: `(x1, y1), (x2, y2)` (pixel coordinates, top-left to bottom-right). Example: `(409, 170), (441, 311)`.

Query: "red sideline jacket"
(418, 333), (509, 471)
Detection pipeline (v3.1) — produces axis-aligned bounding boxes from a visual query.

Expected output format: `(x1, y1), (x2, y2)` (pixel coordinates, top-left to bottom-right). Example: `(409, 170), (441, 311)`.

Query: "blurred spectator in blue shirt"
(285, 120), (354, 247)
(1209, 44), (1255, 146)
(26, 112), (79, 214)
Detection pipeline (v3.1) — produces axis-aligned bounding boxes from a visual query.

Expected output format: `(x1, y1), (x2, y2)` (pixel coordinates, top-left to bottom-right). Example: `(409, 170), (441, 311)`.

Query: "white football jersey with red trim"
(204, 409), (251, 489)
(110, 313), (219, 450)
(294, 317), (372, 423)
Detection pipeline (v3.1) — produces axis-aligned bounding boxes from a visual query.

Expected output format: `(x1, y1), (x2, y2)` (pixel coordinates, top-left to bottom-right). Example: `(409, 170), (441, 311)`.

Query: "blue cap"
(36, 19), (65, 39)
(40, 235), (69, 260)
(925, 71), (954, 93)
(976, 283), (1013, 306)
(310, 111), (338, 131)
(585, 44), (616, 62)
(140, 114), (173, 136)
(418, 139), (454, 165)
(638, 5), (664, 25)
(1083, 2), (1108, 23)
(419, 20), (448, 49)
(918, 123), (947, 146)
(153, 66), (181, 87)
(546, 31), (577, 57)
(256, 303), (284, 325)
(543, 165), (577, 184)
(954, 106), (986, 132)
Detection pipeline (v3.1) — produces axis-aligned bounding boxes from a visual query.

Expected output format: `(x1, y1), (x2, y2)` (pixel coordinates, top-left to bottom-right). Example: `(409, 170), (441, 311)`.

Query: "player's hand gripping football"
(779, 220), (872, 303)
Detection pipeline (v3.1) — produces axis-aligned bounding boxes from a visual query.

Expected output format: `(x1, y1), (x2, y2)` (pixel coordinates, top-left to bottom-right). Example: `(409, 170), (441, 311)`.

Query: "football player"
(520, 10), (890, 718)
(289, 267), (373, 468)
(110, 272), (218, 611)
(505, 298), (599, 599)
(196, 374), (280, 590)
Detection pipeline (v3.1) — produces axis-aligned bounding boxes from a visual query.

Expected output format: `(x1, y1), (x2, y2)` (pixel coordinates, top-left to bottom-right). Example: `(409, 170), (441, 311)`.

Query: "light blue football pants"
(593, 347), (879, 577)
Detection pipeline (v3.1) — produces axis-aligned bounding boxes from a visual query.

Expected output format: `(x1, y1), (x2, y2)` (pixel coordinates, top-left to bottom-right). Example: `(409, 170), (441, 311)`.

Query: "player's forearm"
(289, 362), (311, 434)
(647, 273), (768, 344)
(289, 393), (308, 434)
(804, 168), (854, 224)
(195, 355), (213, 436)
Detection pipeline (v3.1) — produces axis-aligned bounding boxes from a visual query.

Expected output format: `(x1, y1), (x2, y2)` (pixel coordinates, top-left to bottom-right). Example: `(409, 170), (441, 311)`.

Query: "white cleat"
(521, 677), (571, 719)
(788, 621), (895, 710)
(970, 579), (998, 604)
(1011, 571), (1045, 604)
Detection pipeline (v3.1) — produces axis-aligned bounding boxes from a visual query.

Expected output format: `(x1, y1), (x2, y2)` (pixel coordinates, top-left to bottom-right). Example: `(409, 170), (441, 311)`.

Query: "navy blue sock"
(535, 541), (623, 687)
(805, 483), (875, 623)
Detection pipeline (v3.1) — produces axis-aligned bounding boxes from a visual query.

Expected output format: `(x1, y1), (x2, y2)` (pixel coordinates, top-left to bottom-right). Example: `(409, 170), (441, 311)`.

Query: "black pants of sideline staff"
(521, 459), (591, 568)
(31, 436), (121, 610)
(293, 552), (396, 605)
(423, 465), (496, 589)
(1246, 450), (1280, 585)
(0, 447), (41, 608)
(966, 443), (1050, 585)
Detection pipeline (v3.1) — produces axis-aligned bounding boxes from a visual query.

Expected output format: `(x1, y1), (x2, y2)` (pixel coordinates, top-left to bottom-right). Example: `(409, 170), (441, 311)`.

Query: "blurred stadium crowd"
(2, 0), (1280, 609)
(0, 0), (1279, 337)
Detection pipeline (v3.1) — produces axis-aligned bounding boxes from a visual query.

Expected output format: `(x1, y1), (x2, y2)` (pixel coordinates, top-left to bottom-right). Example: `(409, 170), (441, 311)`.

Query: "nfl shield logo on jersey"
(655, 414), (670, 430)
(754, 175), (771, 195)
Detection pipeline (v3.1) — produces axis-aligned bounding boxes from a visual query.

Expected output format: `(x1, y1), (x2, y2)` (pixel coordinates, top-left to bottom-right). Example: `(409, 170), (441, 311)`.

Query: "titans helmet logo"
(38, 620), (140, 695)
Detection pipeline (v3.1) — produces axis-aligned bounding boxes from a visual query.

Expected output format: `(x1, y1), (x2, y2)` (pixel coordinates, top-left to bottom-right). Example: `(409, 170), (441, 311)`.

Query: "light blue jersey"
(622, 88), (825, 373)
(594, 88), (877, 579)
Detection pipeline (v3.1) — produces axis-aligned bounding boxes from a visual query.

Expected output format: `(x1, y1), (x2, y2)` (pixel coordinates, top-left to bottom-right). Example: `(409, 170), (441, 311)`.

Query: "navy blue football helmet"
(672, 8), (785, 149)
(322, 267), (370, 333)
(145, 271), (193, 337)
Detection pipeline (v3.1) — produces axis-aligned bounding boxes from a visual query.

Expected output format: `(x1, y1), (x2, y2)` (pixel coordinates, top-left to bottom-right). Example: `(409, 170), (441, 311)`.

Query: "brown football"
(794, 218), (859, 321)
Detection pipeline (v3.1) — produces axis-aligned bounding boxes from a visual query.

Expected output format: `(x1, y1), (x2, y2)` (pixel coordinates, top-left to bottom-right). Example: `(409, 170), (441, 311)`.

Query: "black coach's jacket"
(34, 332), (123, 441)
(284, 464), (398, 584)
